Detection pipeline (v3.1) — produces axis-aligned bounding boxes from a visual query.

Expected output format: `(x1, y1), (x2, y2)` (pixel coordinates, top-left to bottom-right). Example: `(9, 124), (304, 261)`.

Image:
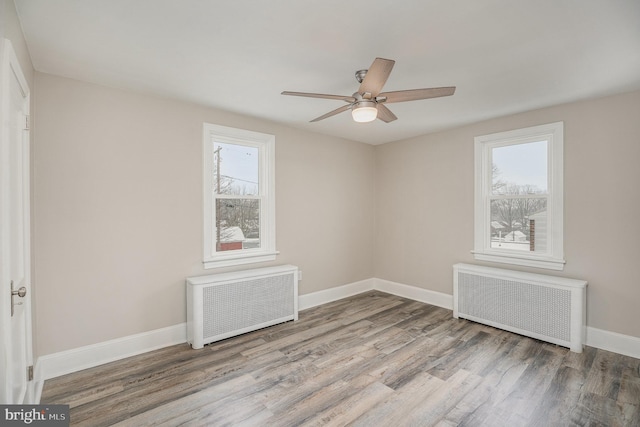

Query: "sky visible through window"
(215, 141), (259, 195)
(492, 140), (547, 192)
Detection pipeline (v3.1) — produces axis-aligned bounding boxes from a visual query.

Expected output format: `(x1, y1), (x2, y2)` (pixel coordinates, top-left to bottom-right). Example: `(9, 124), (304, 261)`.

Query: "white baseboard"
(297, 277), (453, 311)
(373, 278), (453, 310)
(33, 278), (640, 403)
(298, 278), (374, 310)
(586, 326), (640, 360)
(36, 323), (187, 383)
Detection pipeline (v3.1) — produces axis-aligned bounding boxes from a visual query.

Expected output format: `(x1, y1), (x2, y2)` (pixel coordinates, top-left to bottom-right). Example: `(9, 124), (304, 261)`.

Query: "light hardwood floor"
(41, 291), (640, 426)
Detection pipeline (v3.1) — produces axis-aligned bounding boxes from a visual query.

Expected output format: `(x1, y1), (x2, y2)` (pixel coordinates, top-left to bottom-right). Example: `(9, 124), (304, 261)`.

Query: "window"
(203, 123), (276, 268)
(473, 122), (564, 270)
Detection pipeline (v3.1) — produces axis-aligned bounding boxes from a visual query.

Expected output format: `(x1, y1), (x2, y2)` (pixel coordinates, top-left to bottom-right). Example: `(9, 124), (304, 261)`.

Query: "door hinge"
(28, 365), (34, 381)
(24, 115), (30, 131)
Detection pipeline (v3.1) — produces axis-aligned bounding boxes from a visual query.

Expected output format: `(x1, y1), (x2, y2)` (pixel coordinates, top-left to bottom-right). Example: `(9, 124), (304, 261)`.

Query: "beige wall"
(33, 72), (375, 355)
(33, 72), (640, 356)
(29, 48), (640, 355)
(375, 90), (640, 338)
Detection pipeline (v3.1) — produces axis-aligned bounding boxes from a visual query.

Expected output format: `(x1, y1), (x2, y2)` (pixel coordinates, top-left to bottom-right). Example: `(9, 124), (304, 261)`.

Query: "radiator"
(453, 263), (587, 352)
(187, 265), (299, 349)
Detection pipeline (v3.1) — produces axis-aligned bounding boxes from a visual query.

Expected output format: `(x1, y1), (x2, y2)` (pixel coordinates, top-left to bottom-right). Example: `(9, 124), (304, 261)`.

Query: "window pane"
(213, 141), (259, 196)
(490, 198), (547, 252)
(215, 199), (260, 252)
(492, 141), (547, 195)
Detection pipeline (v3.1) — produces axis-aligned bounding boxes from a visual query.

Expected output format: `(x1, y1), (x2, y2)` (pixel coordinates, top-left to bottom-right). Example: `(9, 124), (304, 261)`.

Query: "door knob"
(12, 286), (27, 298)
(10, 281), (27, 317)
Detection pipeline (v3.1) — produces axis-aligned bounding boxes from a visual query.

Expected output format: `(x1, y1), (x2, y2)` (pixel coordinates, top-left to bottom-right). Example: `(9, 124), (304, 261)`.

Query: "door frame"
(0, 38), (34, 404)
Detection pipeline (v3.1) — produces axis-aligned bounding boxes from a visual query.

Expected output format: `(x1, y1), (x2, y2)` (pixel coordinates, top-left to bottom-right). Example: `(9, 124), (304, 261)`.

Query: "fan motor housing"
(355, 69), (368, 83)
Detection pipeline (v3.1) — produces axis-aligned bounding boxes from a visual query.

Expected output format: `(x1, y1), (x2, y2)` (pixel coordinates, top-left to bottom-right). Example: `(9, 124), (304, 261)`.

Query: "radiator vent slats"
(453, 263), (587, 353)
(187, 265), (298, 349)
(458, 273), (571, 341)
(202, 273), (295, 338)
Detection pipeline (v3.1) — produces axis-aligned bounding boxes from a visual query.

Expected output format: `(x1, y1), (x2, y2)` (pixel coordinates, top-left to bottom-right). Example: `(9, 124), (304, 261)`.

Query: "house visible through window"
(473, 122), (564, 270)
(213, 141), (260, 252)
(490, 140), (547, 252)
(203, 123), (276, 268)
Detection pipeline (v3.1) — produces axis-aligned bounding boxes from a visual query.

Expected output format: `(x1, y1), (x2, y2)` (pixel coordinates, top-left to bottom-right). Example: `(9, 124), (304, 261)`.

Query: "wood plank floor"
(41, 291), (640, 426)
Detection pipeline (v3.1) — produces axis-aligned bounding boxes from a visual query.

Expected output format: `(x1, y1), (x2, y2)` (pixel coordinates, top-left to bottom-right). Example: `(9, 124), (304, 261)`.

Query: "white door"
(0, 39), (33, 404)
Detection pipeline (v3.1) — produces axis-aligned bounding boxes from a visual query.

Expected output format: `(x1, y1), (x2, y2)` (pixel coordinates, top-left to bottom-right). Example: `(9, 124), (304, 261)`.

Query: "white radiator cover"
(453, 263), (587, 352)
(187, 265), (298, 349)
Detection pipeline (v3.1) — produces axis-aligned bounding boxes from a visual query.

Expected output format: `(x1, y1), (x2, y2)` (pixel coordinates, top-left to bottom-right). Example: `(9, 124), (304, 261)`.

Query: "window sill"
(471, 251), (565, 271)
(203, 251), (279, 269)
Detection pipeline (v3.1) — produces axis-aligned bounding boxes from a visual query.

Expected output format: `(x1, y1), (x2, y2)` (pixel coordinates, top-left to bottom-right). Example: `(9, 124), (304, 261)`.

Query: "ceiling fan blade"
(310, 104), (352, 122)
(282, 91), (356, 103)
(378, 86), (456, 103)
(376, 104), (397, 123)
(358, 58), (395, 97)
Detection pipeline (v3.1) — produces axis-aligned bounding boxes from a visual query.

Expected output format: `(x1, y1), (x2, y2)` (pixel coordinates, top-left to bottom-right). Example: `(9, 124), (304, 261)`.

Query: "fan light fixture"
(351, 101), (377, 123)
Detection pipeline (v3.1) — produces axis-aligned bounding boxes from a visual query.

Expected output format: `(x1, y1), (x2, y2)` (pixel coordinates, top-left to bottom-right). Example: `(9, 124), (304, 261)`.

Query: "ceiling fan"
(282, 57), (455, 123)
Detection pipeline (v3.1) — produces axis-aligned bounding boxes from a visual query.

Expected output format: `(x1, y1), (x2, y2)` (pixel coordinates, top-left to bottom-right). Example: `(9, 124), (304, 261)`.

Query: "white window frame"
(203, 123), (277, 269)
(473, 122), (565, 270)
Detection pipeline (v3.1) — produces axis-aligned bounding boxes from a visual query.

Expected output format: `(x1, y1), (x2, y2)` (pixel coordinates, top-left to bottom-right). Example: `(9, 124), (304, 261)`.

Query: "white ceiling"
(14, 0), (640, 145)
